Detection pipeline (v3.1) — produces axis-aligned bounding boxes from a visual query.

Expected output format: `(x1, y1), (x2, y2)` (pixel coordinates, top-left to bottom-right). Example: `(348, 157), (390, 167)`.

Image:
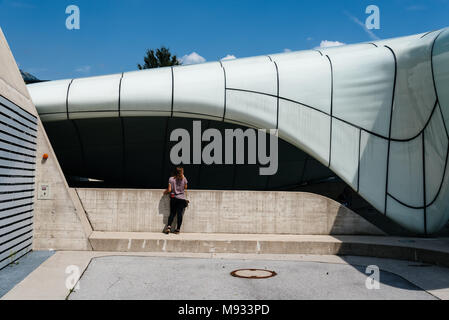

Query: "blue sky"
(0, 0), (448, 80)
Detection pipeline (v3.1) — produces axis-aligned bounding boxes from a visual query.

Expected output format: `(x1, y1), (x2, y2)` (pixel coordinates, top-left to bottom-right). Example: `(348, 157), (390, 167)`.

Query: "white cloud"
(317, 40), (346, 48)
(283, 48), (292, 53)
(221, 54), (236, 61)
(75, 66), (91, 73)
(180, 52), (206, 65)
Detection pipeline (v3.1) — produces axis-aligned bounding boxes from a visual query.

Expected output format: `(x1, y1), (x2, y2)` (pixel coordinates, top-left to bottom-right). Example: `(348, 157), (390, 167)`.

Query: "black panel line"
(357, 129), (361, 192)
(118, 72), (124, 118)
(272, 58), (280, 130)
(430, 30), (445, 112)
(170, 66), (174, 117)
(325, 55), (333, 168)
(171, 111), (223, 120)
(119, 73), (125, 185)
(383, 45), (398, 216)
(421, 30), (438, 39)
(314, 50), (323, 56)
(219, 61), (227, 121)
(66, 79), (74, 120)
(422, 132), (427, 235)
(427, 142), (449, 207)
(39, 110), (169, 116)
(439, 104), (449, 139)
(387, 140), (449, 210)
(226, 88), (328, 118)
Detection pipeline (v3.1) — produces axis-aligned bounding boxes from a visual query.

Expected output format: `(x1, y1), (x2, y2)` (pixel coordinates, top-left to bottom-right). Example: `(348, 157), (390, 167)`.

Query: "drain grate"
(230, 269), (277, 279)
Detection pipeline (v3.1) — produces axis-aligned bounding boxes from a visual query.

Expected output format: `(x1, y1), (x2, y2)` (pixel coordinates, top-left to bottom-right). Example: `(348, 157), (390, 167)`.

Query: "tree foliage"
(137, 47), (181, 69)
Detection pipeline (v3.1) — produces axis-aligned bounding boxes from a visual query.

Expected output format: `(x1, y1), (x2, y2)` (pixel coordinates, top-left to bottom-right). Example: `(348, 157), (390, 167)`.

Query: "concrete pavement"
(68, 256), (436, 300)
(3, 250), (449, 300)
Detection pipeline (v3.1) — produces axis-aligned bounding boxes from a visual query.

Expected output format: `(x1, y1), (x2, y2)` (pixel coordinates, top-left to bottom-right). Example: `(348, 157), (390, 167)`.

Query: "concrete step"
(89, 232), (449, 267)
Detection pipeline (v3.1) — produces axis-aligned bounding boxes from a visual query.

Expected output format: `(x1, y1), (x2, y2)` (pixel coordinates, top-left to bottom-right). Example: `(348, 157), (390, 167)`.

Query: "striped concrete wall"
(0, 95), (37, 269)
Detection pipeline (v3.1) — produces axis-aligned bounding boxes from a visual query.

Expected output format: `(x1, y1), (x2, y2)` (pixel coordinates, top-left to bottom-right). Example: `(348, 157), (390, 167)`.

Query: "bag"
(170, 193), (175, 198)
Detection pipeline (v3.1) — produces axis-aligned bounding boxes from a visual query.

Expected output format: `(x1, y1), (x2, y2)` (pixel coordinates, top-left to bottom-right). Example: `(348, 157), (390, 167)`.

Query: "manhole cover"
(230, 269), (277, 279)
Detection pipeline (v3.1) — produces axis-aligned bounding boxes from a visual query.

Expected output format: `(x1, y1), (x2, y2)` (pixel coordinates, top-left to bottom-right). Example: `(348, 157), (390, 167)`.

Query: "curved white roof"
(28, 28), (449, 234)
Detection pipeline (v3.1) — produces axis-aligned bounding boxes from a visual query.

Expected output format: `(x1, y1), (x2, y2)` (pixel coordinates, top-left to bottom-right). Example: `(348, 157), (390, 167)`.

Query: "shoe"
(164, 226), (171, 234)
(173, 229), (180, 234)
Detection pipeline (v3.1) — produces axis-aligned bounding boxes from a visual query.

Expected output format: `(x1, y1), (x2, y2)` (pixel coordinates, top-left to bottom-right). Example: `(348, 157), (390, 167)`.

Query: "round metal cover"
(230, 269), (277, 279)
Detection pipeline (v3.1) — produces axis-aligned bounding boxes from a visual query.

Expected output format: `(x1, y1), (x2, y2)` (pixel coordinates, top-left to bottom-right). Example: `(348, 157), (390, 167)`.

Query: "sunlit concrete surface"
(67, 255), (437, 300)
(5, 250), (449, 300)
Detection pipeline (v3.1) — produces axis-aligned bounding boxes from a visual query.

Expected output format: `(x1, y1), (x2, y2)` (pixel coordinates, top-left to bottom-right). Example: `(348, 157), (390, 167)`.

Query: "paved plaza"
(68, 255), (437, 300)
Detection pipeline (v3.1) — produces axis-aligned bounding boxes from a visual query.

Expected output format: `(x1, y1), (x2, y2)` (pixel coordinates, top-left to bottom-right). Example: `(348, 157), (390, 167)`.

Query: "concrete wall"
(0, 27), (38, 269)
(77, 188), (384, 235)
(0, 27), (93, 255)
(32, 122), (93, 251)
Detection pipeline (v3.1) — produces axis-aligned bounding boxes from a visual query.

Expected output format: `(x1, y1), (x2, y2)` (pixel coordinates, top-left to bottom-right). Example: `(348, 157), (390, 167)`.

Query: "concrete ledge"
(89, 232), (449, 267)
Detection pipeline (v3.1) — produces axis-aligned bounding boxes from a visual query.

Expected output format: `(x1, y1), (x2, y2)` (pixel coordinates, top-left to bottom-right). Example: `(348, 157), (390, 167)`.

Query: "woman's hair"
(175, 167), (184, 180)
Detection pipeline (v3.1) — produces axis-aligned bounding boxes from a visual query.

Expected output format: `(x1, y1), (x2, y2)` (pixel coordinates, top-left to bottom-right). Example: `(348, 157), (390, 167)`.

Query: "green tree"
(137, 47), (181, 69)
